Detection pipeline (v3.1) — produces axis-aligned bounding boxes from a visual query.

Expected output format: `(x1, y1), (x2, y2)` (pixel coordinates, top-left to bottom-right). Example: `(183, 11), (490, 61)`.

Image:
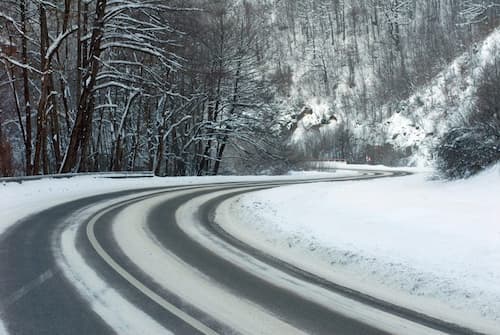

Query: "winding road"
(0, 170), (485, 334)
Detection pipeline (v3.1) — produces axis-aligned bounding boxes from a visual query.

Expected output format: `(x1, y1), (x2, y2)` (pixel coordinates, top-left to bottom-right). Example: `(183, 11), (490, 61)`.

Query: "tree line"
(1, 0), (282, 176)
(1, 0), (499, 177)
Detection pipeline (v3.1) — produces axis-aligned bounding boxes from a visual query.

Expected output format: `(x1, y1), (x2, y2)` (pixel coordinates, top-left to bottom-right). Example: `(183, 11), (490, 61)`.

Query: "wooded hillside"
(0, 0), (498, 176)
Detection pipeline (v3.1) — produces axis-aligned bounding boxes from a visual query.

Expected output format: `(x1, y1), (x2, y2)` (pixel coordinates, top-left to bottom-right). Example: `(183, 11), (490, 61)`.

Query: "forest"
(0, 0), (499, 177)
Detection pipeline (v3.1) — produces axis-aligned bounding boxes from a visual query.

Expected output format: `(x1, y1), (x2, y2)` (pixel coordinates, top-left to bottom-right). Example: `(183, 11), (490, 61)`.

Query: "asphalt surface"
(0, 192), (119, 334)
(147, 189), (388, 335)
(0, 171), (484, 334)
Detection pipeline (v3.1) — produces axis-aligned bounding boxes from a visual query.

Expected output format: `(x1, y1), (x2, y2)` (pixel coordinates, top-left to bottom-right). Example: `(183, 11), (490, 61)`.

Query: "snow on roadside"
(218, 165), (500, 333)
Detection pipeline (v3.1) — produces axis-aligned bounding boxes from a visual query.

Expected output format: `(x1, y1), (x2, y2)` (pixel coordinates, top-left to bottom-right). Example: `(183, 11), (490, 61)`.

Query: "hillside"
(268, 1), (500, 168)
(358, 27), (500, 166)
(285, 26), (500, 166)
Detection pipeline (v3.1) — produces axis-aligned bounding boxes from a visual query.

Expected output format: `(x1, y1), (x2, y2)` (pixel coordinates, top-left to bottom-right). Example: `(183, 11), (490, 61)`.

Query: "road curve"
(0, 170), (485, 334)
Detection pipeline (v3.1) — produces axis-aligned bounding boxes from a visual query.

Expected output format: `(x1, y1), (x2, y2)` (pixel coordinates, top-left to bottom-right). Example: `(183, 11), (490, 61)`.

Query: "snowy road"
(0, 170), (486, 334)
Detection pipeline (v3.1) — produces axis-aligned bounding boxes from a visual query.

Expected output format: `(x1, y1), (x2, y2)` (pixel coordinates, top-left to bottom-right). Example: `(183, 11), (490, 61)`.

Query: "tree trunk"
(33, 4), (50, 175)
(20, 0), (32, 175)
(61, 0), (107, 173)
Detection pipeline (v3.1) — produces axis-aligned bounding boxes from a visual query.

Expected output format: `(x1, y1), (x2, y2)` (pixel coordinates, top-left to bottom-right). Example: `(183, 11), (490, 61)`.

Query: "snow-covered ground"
(218, 164), (500, 333)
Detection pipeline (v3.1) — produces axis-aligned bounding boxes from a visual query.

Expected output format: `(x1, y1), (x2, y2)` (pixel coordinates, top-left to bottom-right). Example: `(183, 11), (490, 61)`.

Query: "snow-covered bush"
(436, 127), (499, 179)
(436, 58), (500, 179)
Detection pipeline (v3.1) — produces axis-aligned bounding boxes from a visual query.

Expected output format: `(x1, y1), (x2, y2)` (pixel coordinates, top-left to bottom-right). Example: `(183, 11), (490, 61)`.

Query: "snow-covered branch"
(45, 26), (78, 61)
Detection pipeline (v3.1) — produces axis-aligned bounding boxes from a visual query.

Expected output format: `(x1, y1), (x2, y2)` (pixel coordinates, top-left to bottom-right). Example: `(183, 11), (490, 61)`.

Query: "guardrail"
(0, 171), (155, 184)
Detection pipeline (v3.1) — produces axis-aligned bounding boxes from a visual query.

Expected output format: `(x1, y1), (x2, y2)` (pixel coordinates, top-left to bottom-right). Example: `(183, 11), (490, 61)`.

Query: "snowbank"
(218, 165), (500, 333)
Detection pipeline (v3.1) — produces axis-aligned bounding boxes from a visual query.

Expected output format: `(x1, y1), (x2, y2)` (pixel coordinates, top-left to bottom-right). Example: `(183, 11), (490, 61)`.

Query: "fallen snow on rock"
(218, 165), (500, 334)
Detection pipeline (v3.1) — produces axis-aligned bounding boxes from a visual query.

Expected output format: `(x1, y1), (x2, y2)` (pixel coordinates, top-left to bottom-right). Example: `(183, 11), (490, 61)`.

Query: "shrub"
(436, 57), (500, 179)
(436, 127), (499, 179)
